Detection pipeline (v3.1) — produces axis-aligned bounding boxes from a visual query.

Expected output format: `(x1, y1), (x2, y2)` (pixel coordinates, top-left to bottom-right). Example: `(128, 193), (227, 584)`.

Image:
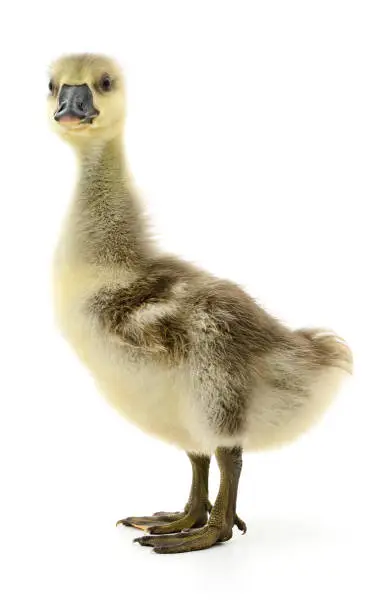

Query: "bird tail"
(297, 328), (353, 375)
(244, 327), (353, 451)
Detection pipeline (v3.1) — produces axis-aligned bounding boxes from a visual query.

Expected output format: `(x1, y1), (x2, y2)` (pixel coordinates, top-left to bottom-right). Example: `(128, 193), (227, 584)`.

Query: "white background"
(1, 1), (381, 611)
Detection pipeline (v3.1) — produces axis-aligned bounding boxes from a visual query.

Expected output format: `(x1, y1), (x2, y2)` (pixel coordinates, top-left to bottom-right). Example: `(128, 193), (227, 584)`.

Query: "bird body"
(53, 137), (351, 456)
(49, 53), (352, 553)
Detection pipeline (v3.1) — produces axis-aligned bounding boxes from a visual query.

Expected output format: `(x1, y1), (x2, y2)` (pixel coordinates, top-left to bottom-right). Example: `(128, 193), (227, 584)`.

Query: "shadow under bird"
(48, 53), (353, 554)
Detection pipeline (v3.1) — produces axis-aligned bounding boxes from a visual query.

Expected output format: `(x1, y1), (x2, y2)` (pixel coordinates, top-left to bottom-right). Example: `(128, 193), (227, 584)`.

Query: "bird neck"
(66, 135), (151, 268)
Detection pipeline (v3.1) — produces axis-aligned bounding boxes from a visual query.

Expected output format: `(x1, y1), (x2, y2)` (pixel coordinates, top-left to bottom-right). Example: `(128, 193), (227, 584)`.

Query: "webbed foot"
(134, 510), (246, 553)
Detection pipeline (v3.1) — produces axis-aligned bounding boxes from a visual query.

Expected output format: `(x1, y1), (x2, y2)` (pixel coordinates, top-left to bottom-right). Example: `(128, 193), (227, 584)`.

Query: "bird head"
(47, 54), (126, 148)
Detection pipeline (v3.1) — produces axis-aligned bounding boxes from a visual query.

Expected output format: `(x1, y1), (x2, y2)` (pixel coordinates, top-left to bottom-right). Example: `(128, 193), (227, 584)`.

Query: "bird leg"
(117, 453), (212, 534)
(134, 446), (247, 554)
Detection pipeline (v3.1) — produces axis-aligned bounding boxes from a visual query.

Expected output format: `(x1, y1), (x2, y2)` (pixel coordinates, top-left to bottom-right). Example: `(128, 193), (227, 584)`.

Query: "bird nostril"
(77, 100), (85, 111)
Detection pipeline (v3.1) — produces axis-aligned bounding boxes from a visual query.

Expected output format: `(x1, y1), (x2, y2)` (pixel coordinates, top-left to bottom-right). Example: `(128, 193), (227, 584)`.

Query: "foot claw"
(134, 536), (155, 547)
(235, 515), (247, 534)
(116, 518), (149, 530)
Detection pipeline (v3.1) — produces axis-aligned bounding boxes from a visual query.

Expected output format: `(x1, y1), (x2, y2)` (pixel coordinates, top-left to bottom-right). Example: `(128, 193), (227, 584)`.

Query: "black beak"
(54, 84), (99, 124)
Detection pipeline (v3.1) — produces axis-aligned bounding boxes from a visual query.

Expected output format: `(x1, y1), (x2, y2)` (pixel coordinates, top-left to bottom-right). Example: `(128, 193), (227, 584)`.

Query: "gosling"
(48, 53), (352, 554)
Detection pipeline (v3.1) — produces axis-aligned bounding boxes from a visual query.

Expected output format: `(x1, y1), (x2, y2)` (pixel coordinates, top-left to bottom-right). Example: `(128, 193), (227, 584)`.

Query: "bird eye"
(100, 74), (112, 92)
(48, 79), (55, 95)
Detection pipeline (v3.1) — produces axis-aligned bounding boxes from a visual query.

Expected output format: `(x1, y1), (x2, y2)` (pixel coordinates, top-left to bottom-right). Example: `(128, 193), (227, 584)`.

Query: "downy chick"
(48, 54), (352, 554)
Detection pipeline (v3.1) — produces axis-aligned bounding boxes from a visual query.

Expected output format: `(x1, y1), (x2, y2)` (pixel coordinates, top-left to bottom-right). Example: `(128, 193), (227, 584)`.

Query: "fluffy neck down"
(67, 136), (152, 268)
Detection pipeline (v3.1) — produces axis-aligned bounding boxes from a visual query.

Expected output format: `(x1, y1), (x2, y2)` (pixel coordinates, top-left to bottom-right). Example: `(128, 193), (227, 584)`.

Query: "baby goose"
(48, 53), (352, 554)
